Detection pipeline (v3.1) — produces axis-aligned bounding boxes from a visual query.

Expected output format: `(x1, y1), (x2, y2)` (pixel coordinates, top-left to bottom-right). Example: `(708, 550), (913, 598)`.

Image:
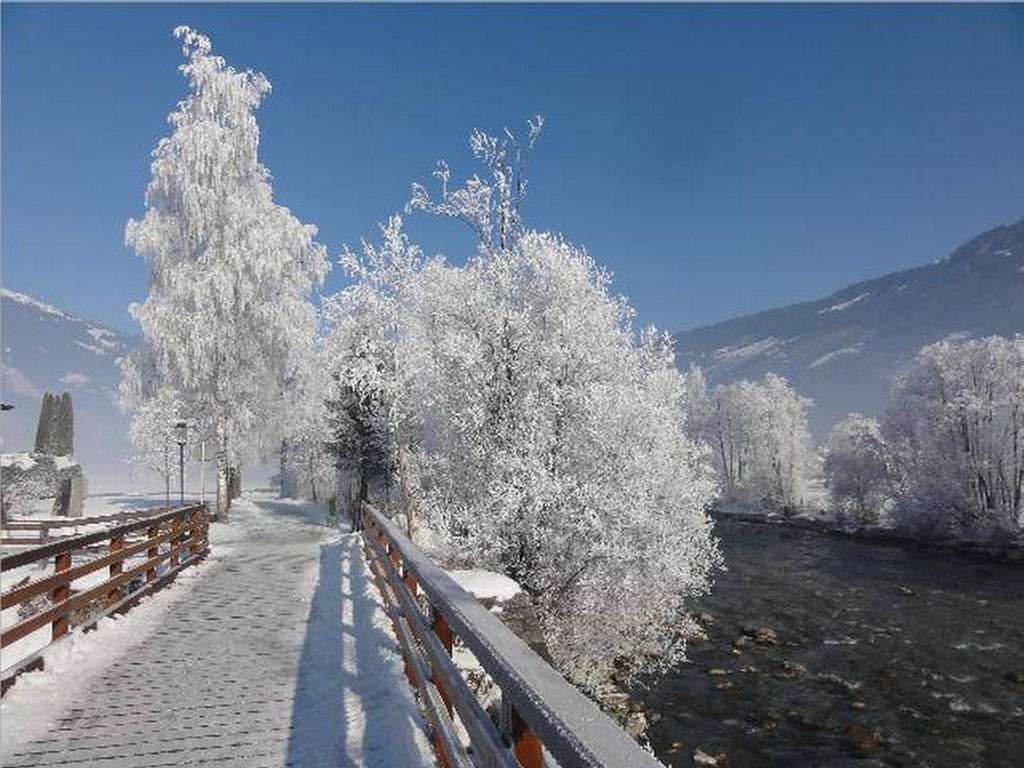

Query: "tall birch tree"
(122, 27), (328, 520)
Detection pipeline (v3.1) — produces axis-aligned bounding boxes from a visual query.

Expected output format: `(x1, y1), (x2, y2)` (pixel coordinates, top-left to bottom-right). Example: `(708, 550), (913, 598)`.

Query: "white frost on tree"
(121, 27), (328, 520)
(279, 353), (338, 502)
(123, 386), (195, 499)
(823, 413), (896, 526)
(687, 369), (821, 514)
(0, 461), (48, 519)
(280, 437), (336, 502)
(322, 215), (420, 518)
(326, 120), (721, 690)
(884, 334), (1024, 539)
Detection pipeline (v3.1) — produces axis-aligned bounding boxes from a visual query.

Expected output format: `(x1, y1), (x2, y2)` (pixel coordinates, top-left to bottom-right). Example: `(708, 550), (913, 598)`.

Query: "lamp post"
(174, 421), (187, 504)
(164, 436), (170, 504)
(199, 441), (206, 506)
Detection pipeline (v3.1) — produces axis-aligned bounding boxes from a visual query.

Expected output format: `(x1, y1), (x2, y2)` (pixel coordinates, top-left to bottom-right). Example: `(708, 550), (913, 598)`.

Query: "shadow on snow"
(285, 532), (425, 766)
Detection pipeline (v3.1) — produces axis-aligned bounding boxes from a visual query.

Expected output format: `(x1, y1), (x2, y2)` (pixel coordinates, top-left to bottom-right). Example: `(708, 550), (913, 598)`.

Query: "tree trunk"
(398, 446), (413, 538)
(216, 422), (230, 523)
(279, 439), (288, 499)
(228, 466), (242, 500)
(355, 466), (368, 532)
(309, 451), (318, 502)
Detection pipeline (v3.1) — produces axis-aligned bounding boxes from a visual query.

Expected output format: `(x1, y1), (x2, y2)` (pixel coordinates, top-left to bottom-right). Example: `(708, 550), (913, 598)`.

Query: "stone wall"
(1, 453), (86, 518)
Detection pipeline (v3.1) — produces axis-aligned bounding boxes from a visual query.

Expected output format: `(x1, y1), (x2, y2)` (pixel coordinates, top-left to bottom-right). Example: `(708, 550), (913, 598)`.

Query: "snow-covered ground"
(1, 492), (434, 767)
(447, 569), (522, 608)
(0, 563), (136, 672)
(2, 490), (190, 530)
(1, 492), (186, 671)
(0, 547), (216, 753)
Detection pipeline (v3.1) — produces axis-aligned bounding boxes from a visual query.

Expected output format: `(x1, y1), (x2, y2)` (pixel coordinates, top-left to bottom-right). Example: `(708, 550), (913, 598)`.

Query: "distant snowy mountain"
(1, 288), (137, 491)
(674, 218), (1024, 441)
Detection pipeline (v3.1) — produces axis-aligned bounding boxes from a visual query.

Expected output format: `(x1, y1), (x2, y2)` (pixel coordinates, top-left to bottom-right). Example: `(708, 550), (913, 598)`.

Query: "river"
(643, 517), (1024, 768)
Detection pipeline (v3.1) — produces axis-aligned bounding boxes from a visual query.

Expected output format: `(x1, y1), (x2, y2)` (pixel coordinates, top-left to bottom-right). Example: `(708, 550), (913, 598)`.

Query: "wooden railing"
(1, 506), (178, 546)
(361, 503), (661, 768)
(0, 504), (209, 695)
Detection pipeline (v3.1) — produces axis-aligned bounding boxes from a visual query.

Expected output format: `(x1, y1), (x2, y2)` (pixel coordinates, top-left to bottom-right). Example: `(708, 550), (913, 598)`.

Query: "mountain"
(1, 288), (137, 491)
(5, 217), (1022, 485)
(674, 218), (1024, 441)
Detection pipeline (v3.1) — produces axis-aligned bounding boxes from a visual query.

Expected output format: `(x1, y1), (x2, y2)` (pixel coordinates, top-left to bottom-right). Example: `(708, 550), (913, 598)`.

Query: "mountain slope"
(674, 218), (1024, 440)
(1, 288), (136, 491)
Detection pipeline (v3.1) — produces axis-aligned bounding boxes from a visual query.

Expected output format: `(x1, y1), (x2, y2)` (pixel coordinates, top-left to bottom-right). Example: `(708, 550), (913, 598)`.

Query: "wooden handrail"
(361, 502), (661, 768)
(0, 503), (210, 696)
(1, 525), (179, 610)
(1, 506), (200, 572)
(364, 526), (513, 768)
(1, 506), (175, 531)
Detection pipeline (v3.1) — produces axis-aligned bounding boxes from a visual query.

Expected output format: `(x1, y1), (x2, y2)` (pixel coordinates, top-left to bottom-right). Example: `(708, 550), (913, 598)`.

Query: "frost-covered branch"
(327, 120), (721, 691)
(406, 116), (544, 254)
(122, 27), (328, 520)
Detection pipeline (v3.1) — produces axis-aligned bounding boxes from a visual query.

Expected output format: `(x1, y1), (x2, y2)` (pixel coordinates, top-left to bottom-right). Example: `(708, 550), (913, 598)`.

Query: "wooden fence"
(0, 504), (209, 695)
(361, 503), (661, 768)
(1, 506), (177, 547)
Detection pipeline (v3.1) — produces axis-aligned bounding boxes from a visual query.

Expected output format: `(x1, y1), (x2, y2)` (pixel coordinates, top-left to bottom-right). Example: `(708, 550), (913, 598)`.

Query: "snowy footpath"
(0, 492), (434, 767)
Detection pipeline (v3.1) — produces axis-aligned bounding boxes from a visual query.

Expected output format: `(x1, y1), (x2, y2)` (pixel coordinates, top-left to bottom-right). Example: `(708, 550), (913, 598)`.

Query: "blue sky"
(3, 3), (1023, 335)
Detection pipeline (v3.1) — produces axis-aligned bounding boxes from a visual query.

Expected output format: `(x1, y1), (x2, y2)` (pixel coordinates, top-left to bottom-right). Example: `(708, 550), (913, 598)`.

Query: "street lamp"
(174, 421), (187, 504)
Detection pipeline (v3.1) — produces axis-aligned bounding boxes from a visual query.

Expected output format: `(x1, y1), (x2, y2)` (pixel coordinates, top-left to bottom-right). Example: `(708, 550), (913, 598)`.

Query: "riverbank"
(711, 506), (1024, 563)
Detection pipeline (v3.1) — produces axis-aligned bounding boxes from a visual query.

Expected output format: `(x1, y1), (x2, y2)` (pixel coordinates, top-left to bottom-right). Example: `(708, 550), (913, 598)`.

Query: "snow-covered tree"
(124, 386), (192, 499)
(824, 413), (895, 526)
(122, 27), (328, 520)
(884, 334), (1024, 538)
(278, 357), (339, 503)
(280, 437), (336, 502)
(323, 380), (394, 519)
(0, 462), (48, 519)
(688, 370), (820, 514)
(328, 121), (721, 690)
(276, 325), (338, 502)
(322, 216), (419, 518)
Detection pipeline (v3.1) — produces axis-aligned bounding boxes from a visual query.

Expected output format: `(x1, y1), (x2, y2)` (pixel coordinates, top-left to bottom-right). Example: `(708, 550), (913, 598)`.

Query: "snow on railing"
(0, 504), (209, 696)
(361, 502), (662, 768)
(1, 506), (178, 547)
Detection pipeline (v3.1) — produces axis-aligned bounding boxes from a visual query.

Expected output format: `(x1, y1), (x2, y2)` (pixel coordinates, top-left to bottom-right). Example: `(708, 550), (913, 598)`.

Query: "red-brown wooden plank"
(1, 525), (177, 611)
(51, 552), (71, 641)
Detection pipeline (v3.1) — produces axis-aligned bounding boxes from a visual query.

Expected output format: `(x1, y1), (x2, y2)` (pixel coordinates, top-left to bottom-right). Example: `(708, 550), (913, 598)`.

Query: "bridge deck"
(0, 494), (434, 767)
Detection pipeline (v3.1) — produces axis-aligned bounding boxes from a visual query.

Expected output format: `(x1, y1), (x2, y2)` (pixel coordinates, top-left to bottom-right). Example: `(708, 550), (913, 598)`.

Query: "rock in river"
(778, 660), (808, 678)
(845, 723), (886, 754)
(742, 625), (779, 645)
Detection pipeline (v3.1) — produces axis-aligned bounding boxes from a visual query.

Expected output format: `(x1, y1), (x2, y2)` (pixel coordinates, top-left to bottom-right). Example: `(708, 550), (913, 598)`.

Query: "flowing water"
(643, 518), (1024, 768)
